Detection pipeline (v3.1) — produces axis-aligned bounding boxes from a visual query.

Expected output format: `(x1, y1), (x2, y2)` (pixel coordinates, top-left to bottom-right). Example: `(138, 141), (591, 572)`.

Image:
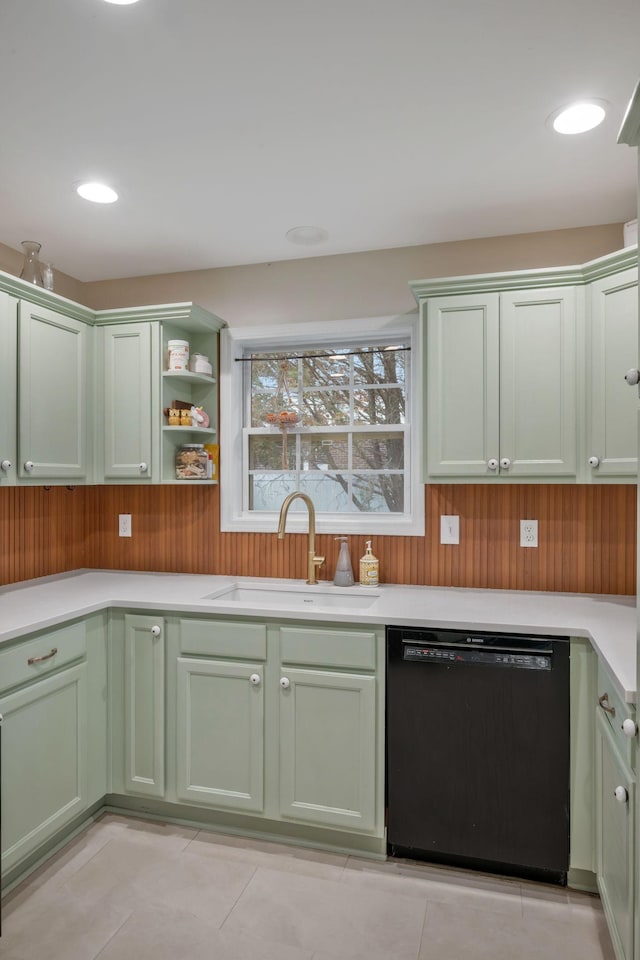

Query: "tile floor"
(2, 814), (615, 960)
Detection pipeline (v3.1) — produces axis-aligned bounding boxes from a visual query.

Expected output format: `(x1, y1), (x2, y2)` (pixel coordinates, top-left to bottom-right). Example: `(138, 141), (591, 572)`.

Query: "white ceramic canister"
(168, 339), (189, 371)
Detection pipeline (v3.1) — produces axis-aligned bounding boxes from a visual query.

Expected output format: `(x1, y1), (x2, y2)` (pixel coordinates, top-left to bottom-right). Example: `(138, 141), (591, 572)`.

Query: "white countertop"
(0, 570), (636, 702)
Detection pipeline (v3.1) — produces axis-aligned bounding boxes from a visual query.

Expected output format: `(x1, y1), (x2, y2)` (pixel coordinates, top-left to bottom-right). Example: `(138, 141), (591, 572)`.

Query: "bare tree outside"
(247, 344), (408, 514)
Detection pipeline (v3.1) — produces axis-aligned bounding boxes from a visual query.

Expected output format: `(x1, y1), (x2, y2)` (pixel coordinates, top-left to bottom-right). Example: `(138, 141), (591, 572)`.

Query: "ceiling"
(1, 0), (639, 282)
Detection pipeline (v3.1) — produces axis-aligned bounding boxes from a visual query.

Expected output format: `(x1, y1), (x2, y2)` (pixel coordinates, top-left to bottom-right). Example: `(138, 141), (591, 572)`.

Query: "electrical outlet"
(440, 515), (460, 545)
(520, 519), (538, 548)
(118, 514), (132, 538)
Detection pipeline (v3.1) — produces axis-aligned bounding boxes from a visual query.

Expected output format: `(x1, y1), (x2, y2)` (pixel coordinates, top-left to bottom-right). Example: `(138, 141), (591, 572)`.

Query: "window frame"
(220, 314), (424, 536)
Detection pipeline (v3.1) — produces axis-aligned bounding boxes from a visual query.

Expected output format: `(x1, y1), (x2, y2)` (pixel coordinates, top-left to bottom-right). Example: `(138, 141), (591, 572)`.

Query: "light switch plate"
(440, 515), (460, 545)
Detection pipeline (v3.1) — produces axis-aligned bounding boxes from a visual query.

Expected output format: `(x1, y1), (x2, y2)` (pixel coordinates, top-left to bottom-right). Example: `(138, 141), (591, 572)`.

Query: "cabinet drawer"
(279, 626), (377, 670)
(179, 618), (267, 661)
(597, 659), (637, 770)
(0, 621), (87, 696)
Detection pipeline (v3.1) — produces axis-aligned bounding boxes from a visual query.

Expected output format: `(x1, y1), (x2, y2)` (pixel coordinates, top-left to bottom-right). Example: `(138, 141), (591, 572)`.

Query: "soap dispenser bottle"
(359, 540), (379, 586)
(333, 536), (354, 586)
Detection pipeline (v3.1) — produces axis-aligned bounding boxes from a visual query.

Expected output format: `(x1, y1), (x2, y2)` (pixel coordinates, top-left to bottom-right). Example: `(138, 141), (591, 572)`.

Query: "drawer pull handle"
(622, 718), (638, 738)
(250, 673), (261, 686)
(150, 625), (161, 637)
(598, 693), (616, 717)
(28, 647), (58, 665)
(280, 677), (290, 689)
(614, 785), (628, 804)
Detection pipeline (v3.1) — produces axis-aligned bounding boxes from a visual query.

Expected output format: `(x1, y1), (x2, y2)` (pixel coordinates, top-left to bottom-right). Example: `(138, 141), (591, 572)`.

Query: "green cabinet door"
(278, 668), (377, 832)
(587, 268), (638, 478)
(123, 614), (165, 798)
(176, 657), (264, 813)
(18, 301), (89, 480)
(595, 710), (636, 960)
(426, 293), (501, 477)
(0, 663), (88, 874)
(100, 322), (154, 480)
(499, 287), (577, 477)
(0, 291), (17, 485)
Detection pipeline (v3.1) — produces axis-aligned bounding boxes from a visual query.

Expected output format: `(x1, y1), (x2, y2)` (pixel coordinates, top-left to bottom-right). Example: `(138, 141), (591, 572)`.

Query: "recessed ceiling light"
(285, 225), (328, 245)
(76, 182), (119, 204)
(550, 100), (607, 135)
(103, 0), (140, 5)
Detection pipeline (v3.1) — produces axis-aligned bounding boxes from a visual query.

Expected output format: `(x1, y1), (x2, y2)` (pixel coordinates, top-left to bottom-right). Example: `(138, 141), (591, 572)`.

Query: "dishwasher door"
(386, 627), (570, 881)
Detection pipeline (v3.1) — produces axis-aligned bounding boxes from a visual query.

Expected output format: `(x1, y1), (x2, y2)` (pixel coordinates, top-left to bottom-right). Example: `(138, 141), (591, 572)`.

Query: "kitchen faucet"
(277, 492), (325, 584)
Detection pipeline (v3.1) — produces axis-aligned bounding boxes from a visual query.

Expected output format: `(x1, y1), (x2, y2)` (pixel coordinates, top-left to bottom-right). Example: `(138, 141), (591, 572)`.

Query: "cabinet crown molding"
(0, 270), (225, 332)
(409, 247), (638, 302)
(618, 79), (640, 146)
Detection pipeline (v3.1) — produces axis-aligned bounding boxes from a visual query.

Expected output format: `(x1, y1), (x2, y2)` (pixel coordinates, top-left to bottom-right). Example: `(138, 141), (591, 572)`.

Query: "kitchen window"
(220, 315), (424, 535)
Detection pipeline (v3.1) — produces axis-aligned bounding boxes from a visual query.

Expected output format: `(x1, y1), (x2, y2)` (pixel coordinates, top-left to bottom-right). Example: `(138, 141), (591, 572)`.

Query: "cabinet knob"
(150, 625), (162, 637)
(588, 456), (600, 468)
(280, 677), (290, 689)
(622, 718), (638, 738)
(624, 368), (640, 386)
(614, 785), (628, 804)
(250, 673), (261, 686)
(139, 462), (148, 473)
(24, 460), (34, 473)
(0, 459), (11, 472)
(499, 457), (511, 470)
(487, 458), (499, 471)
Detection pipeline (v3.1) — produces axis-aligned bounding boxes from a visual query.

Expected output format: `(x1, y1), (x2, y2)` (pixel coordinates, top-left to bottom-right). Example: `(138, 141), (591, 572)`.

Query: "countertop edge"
(0, 571), (635, 703)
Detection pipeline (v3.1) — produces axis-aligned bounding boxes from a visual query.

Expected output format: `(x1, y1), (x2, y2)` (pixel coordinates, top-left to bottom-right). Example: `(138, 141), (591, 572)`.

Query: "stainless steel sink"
(203, 583), (380, 611)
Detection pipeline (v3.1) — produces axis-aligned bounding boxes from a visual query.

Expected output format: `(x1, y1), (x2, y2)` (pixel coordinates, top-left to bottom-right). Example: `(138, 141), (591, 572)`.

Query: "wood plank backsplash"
(0, 484), (636, 595)
(0, 486), (86, 586)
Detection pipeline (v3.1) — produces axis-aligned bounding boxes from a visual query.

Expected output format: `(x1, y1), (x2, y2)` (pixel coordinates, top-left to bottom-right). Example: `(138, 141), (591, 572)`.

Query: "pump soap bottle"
(333, 537), (354, 586)
(359, 540), (379, 586)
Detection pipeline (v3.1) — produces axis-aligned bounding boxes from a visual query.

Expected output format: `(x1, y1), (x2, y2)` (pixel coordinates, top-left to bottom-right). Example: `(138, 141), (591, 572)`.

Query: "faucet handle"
(314, 555), (325, 568)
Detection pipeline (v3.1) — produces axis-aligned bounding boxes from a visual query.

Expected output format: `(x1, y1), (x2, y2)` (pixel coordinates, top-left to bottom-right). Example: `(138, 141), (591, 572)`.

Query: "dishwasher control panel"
(402, 645), (552, 670)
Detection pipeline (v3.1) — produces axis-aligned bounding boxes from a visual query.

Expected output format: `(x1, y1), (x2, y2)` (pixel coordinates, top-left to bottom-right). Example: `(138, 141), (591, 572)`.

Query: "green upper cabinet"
(0, 271), (226, 486)
(424, 287), (576, 479)
(499, 287), (577, 478)
(412, 247), (638, 484)
(0, 285), (92, 485)
(18, 302), (90, 481)
(586, 266), (638, 479)
(94, 303), (225, 484)
(425, 293), (500, 477)
(98, 321), (156, 481)
(0, 290), (18, 484)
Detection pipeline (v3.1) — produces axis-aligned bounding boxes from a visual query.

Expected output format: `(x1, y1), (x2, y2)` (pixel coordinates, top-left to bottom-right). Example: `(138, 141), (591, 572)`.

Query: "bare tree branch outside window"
(246, 344), (409, 515)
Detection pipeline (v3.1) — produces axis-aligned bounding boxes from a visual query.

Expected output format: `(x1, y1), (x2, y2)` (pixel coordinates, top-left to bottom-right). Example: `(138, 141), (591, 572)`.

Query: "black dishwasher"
(386, 626), (570, 884)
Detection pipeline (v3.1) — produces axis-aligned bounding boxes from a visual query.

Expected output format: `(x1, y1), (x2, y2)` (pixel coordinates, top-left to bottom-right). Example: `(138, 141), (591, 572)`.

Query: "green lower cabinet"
(166, 617), (385, 842)
(123, 614), (165, 798)
(176, 657), (264, 812)
(0, 663), (88, 874)
(278, 667), (377, 832)
(595, 709), (636, 960)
